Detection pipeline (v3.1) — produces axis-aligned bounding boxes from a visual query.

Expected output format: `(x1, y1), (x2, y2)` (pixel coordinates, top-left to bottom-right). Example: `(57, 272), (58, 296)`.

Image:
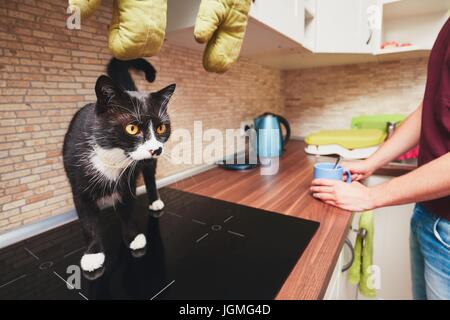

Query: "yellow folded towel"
(348, 211), (376, 298)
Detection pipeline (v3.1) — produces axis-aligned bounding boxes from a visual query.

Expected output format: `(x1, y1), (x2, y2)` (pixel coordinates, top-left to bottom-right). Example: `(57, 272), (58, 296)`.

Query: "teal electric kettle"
(218, 112), (291, 171)
(254, 112), (291, 158)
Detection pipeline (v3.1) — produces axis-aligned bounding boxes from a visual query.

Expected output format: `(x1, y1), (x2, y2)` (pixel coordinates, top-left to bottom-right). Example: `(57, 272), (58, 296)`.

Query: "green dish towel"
(351, 114), (406, 132)
(348, 211), (376, 298)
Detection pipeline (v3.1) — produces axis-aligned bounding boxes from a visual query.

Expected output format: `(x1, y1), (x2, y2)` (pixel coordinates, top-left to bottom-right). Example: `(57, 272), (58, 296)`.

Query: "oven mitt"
(109, 0), (167, 59)
(194, 0), (252, 73)
(68, 0), (102, 19)
(68, 0), (167, 60)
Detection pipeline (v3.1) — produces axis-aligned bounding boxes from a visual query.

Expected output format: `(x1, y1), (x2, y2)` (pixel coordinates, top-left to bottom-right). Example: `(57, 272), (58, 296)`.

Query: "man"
(311, 17), (450, 300)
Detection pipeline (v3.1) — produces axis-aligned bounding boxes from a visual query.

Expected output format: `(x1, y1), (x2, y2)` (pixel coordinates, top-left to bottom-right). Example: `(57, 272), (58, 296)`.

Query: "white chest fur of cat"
(90, 145), (130, 181)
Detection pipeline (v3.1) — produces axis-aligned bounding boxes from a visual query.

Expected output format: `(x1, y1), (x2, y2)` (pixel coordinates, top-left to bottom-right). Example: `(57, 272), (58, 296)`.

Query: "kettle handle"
(276, 114), (291, 147)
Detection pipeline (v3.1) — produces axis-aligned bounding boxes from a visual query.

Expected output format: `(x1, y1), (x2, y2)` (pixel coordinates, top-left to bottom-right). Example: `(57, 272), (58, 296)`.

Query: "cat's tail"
(106, 58), (157, 91)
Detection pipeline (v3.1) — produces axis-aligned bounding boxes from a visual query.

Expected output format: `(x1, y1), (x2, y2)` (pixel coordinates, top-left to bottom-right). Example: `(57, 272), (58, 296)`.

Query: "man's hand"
(310, 179), (377, 212)
(342, 160), (376, 181)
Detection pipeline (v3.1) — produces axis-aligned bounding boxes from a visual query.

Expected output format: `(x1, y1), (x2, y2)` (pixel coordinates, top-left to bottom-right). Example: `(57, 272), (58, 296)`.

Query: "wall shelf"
(382, 0), (449, 19)
(375, 44), (421, 55)
(379, 0), (449, 52)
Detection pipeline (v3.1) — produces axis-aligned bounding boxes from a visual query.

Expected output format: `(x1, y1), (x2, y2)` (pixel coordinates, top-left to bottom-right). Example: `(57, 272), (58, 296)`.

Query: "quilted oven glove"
(68, 0), (167, 60)
(69, 0), (101, 19)
(194, 0), (252, 73)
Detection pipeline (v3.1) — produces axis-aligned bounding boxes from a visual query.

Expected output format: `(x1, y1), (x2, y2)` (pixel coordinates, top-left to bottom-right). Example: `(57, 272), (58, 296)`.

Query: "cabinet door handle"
(366, 30), (373, 45)
(342, 228), (367, 272)
(341, 238), (354, 272)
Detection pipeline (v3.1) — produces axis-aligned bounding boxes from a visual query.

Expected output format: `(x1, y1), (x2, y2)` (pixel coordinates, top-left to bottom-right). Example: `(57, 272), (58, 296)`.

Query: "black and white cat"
(63, 58), (175, 272)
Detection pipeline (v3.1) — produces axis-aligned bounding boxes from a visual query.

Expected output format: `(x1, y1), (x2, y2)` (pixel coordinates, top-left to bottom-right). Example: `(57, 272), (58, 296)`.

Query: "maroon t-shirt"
(418, 17), (450, 220)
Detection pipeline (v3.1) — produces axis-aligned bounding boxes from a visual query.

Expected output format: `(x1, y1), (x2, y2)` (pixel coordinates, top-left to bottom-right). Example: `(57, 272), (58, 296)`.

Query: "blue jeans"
(410, 204), (450, 300)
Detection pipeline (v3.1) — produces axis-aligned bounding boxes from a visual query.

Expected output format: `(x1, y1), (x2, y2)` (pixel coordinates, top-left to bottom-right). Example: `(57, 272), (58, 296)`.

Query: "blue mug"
(313, 163), (352, 184)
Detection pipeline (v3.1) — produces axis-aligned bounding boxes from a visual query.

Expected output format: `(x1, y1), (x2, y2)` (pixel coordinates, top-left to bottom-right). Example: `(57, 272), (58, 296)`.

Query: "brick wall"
(0, 0), (284, 232)
(283, 58), (428, 137)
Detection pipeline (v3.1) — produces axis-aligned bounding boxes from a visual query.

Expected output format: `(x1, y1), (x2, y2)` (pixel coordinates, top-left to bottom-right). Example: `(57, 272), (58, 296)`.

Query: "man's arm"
(366, 102), (423, 169)
(344, 103), (423, 181)
(371, 152), (450, 207)
(311, 152), (450, 212)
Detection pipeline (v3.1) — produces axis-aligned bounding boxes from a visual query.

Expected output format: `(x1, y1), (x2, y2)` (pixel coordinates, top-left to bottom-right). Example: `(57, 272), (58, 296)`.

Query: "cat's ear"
(151, 83), (176, 108)
(95, 75), (124, 113)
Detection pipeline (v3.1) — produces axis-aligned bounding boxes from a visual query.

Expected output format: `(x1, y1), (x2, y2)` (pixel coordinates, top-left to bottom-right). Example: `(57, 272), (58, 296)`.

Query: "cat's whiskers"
(159, 147), (179, 164)
(127, 161), (139, 198)
(108, 103), (140, 122)
(128, 95), (141, 121)
(161, 153), (176, 165)
(112, 157), (135, 197)
(160, 115), (170, 123)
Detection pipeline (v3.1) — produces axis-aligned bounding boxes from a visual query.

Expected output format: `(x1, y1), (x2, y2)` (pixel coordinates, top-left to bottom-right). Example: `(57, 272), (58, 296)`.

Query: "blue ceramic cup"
(313, 163), (352, 184)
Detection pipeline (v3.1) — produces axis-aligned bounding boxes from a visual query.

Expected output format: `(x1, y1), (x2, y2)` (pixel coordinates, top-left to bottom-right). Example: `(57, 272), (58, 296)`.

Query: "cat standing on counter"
(63, 58), (176, 273)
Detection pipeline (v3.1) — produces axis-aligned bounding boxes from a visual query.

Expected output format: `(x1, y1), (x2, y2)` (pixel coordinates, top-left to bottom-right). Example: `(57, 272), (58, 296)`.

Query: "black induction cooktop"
(0, 188), (319, 300)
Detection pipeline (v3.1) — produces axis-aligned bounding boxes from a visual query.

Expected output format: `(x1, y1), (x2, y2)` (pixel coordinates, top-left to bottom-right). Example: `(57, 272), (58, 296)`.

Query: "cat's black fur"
(63, 58), (175, 272)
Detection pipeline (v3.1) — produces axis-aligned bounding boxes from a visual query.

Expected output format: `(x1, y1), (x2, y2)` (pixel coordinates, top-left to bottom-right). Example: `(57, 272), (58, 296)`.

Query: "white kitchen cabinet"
(315, 0), (377, 53)
(325, 174), (414, 300)
(166, 0), (310, 57)
(324, 236), (358, 300)
(294, 0), (448, 55)
(250, 0), (303, 44)
(166, 0), (449, 68)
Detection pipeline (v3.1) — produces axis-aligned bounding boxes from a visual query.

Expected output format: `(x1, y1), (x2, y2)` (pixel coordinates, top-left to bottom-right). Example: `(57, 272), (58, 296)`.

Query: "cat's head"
(94, 75), (176, 161)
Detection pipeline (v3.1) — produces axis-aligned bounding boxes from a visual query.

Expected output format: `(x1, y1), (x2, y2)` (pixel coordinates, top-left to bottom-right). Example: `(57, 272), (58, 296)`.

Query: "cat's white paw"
(130, 233), (147, 250)
(80, 252), (105, 272)
(149, 199), (164, 211)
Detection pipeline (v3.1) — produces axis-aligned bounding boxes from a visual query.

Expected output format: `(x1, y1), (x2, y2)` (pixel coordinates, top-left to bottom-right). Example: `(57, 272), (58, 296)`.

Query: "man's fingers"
(310, 186), (334, 193)
(325, 200), (337, 207)
(311, 179), (338, 186)
(312, 193), (336, 201)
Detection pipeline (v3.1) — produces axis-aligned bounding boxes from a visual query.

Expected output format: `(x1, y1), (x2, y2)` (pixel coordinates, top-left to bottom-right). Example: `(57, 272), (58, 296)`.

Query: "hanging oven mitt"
(194, 0), (252, 73)
(68, 0), (167, 60)
(69, 0), (102, 19)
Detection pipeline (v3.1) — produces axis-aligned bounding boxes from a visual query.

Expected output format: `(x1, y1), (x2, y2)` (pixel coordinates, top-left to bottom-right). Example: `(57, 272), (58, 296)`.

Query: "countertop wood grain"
(169, 140), (353, 300)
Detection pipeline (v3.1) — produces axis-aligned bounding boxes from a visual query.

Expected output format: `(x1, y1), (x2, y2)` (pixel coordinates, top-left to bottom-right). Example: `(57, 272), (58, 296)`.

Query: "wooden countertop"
(169, 140), (352, 300)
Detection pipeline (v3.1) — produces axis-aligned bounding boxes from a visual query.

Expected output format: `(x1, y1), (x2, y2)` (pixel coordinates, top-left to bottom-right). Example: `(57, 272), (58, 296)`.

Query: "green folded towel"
(348, 211), (376, 298)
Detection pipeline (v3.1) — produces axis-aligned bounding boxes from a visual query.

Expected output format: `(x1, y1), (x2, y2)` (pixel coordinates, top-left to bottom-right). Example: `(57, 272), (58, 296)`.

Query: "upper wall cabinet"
(314, 0), (377, 53)
(250, 0), (303, 44)
(166, 0), (449, 69)
(166, 0), (310, 57)
(313, 0), (449, 55)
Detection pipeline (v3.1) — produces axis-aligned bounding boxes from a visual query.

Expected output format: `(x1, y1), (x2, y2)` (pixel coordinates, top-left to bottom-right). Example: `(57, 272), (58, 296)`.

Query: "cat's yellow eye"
(125, 124), (139, 135)
(156, 124), (166, 135)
